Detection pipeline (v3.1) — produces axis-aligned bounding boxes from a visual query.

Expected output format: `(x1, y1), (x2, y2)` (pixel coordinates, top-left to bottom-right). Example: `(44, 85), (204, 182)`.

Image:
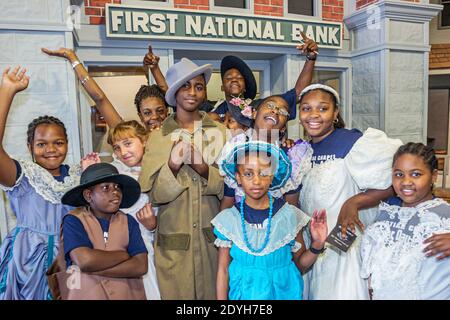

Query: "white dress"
(111, 158), (161, 300)
(360, 198), (450, 300)
(299, 128), (402, 300)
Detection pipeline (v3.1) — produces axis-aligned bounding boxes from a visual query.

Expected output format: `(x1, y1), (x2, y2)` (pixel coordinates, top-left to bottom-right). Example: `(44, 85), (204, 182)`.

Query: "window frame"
(209, 0), (253, 14)
(439, 0), (450, 29)
(284, 0), (322, 21)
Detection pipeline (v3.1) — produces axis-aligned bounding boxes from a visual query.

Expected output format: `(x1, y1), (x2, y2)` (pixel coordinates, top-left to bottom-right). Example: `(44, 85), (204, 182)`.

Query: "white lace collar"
(111, 154), (141, 179)
(379, 198), (447, 223)
(16, 159), (81, 204)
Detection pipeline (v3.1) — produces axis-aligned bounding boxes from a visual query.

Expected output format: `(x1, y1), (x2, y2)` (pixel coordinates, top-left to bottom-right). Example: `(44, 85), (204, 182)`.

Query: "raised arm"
(41, 47), (122, 128)
(143, 45), (169, 93)
(293, 32), (318, 96)
(0, 66), (30, 187)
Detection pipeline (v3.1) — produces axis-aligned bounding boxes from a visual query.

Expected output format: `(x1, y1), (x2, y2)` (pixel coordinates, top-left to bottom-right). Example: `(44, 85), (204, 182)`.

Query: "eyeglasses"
(265, 102), (290, 117)
(239, 170), (274, 181)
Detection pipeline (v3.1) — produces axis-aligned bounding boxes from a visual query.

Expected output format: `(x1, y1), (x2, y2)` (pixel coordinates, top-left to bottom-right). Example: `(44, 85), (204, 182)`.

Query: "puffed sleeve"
(213, 227), (232, 248)
(344, 128), (403, 190)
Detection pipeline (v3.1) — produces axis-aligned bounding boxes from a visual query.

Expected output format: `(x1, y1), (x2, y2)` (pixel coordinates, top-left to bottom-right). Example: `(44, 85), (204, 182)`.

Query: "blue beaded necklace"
(240, 194), (273, 253)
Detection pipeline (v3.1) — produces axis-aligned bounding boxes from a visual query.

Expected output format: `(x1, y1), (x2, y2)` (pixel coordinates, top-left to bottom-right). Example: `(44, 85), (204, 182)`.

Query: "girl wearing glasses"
(212, 140), (327, 300)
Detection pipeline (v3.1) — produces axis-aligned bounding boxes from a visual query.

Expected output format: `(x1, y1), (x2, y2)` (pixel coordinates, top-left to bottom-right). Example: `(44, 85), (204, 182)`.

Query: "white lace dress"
(111, 158), (161, 300)
(299, 128), (402, 300)
(360, 198), (450, 299)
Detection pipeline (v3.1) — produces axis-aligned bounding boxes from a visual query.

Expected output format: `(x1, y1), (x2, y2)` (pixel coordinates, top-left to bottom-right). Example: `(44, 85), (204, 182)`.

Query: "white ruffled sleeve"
(344, 128), (403, 190)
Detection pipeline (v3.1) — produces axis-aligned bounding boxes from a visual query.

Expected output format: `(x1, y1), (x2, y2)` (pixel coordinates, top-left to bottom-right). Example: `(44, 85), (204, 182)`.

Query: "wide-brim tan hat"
(165, 58), (213, 106)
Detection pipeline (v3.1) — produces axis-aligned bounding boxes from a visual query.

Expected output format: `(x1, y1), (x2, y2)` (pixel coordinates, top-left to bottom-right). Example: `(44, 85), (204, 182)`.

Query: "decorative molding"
(344, 0), (443, 30)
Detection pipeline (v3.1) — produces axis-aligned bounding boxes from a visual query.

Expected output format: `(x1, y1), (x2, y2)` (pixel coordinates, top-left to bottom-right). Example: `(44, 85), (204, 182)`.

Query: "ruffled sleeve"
(213, 227), (232, 248)
(344, 128), (402, 190)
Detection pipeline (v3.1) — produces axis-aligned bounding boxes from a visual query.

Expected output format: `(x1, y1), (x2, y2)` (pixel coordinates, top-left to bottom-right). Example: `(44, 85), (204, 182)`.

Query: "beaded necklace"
(240, 194), (273, 253)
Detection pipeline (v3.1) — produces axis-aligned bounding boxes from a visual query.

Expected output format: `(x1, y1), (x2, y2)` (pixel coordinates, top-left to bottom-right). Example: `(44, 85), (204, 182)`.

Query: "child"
(138, 58), (227, 299)
(210, 32), (318, 123)
(213, 140), (327, 300)
(42, 47), (169, 131)
(0, 66), (81, 299)
(297, 84), (403, 299)
(106, 120), (161, 299)
(360, 143), (450, 299)
(220, 95), (313, 210)
(57, 162), (147, 300)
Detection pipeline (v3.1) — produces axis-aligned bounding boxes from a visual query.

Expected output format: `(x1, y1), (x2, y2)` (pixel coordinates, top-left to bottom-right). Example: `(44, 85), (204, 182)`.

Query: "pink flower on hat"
(230, 97), (253, 119)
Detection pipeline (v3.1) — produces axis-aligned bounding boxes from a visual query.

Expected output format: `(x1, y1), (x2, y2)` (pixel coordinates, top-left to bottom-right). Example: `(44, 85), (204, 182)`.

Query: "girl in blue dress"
(0, 66), (80, 299)
(212, 140), (327, 300)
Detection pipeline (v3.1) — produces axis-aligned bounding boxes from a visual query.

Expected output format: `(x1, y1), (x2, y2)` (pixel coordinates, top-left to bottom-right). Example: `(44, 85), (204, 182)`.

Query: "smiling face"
(138, 96), (168, 130)
(83, 182), (123, 216)
(392, 153), (438, 207)
(175, 74), (207, 112)
(253, 96), (289, 135)
(222, 68), (246, 99)
(299, 89), (339, 143)
(236, 152), (274, 202)
(112, 137), (145, 167)
(29, 124), (68, 176)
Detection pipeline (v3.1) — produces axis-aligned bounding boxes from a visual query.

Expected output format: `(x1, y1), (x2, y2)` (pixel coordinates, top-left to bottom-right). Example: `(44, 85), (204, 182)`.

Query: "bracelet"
(309, 245), (326, 255)
(71, 60), (81, 69)
(306, 53), (317, 61)
(81, 75), (90, 86)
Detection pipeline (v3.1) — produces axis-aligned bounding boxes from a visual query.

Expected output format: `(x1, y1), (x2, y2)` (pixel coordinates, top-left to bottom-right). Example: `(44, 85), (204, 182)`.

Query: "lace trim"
(361, 202), (450, 299)
(0, 168), (25, 192)
(214, 238), (232, 248)
(212, 205), (309, 256)
(219, 133), (311, 198)
(13, 159), (81, 204)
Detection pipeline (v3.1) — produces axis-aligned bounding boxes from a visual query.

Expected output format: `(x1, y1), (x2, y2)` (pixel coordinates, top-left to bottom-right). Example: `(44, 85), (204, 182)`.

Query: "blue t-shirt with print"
(63, 214), (147, 267)
(234, 197), (286, 229)
(310, 128), (363, 165)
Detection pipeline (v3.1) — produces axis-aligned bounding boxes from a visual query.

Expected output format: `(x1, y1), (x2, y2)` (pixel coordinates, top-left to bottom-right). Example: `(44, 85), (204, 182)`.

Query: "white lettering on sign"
(125, 11), (132, 32)
(291, 24), (304, 41)
(111, 11), (123, 32)
(203, 16), (217, 36)
(275, 22), (284, 40)
(262, 22), (275, 40)
(249, 20), (261, 39)
(234, 19), (247, 38)
(216, 17), (226, 36)
(133, 11), (149, 33)
(329, 27), (339, 44)
(166, 14), (178, 34)
(186, 15), (201, 35)
(316, 25), (327, 44)
(149, 13), (165, 33)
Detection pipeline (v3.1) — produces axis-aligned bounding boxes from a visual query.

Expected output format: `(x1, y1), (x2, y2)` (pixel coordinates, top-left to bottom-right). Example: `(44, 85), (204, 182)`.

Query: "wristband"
(306, 53), (317, 61)
(309, 245), (326, 254)
(71, 60), (81, 69)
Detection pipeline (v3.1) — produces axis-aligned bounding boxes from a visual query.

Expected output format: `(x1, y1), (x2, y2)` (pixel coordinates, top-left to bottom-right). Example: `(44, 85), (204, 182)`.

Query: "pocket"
(202, 227), (216, 243)
(157, 233), (190, 250)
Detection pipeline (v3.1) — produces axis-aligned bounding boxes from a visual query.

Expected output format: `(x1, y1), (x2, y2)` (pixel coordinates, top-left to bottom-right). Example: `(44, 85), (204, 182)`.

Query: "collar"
(161, 111), (218, 136)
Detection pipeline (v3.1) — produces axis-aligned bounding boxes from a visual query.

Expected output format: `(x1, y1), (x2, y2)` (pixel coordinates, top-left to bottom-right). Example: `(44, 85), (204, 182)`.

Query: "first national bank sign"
(106, 4), (342, 49)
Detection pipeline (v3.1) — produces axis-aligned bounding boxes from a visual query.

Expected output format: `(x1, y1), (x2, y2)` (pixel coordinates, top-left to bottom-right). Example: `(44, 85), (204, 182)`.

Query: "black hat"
(61, 163), (141, 208)
(226, 101), (254, 128)
(221, 56), (257, 100)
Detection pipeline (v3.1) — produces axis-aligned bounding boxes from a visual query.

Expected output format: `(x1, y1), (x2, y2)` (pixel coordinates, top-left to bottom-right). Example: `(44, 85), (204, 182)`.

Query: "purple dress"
(0, 159), (80, 300)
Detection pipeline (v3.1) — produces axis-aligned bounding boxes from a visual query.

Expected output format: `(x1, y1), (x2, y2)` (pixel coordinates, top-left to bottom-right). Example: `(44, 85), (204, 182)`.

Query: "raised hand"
(296, 32), (319, 60)
(41, 47), (76, 62)
(1, 66), (30, 93)
(168, 138), (191, 174)
(81, 152), (101, 171)
(310, 209), (328, 249)
(136, 203), (157, 231)
(143, 45), (160, 69)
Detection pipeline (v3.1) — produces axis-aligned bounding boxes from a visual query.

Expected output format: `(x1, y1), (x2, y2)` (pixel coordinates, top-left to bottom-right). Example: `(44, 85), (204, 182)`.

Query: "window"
(428, 89), (449, 153)
(441, 1), (450, 28)
(288, 0), (314, 16)
(214, 0), (246, 9)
